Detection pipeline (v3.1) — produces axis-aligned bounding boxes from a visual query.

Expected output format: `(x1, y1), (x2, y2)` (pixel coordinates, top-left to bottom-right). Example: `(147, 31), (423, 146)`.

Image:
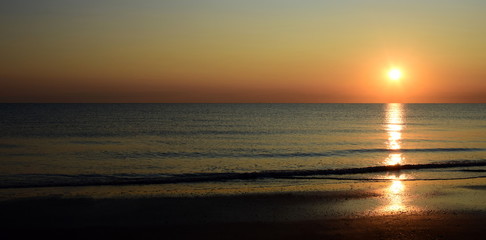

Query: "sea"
(1, 103), (486, 196)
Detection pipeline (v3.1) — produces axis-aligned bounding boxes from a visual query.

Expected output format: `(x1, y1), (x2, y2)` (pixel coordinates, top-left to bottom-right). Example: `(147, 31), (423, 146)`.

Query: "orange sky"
(0, 1), (485, 103)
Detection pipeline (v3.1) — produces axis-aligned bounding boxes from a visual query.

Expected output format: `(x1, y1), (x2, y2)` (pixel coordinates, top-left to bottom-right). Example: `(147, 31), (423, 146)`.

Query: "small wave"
(70, 140), (121, 145)
(291, 176), (486, 181)
(107, 148), (486, 159)
(0, 144), (21, 148)
(2, 160), (486, 189)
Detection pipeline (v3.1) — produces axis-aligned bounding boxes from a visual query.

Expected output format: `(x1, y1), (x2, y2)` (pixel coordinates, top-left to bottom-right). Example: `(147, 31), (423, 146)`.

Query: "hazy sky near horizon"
(1, 0), (485, 102)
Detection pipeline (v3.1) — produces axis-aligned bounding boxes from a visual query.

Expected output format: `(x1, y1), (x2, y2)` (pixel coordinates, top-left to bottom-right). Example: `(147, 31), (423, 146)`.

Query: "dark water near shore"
(1, 103), (485, 189)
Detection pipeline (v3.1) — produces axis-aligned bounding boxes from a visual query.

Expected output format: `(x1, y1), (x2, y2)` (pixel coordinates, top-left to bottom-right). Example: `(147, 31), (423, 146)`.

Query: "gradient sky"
(1, 0), (485, 102)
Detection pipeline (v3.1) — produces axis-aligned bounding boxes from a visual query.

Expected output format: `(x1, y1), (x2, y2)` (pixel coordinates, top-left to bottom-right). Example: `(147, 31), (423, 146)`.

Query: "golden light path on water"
(384, 103), (404, 168)
(380, 103), (409, 213)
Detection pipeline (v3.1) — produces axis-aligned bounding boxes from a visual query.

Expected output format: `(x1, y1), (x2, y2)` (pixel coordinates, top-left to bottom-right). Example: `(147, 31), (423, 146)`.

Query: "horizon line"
(1, 102), (485, 104)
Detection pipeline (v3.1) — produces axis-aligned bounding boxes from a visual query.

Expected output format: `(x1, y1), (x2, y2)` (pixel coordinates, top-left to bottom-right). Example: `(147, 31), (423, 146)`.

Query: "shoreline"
(2, 177), (486, 239)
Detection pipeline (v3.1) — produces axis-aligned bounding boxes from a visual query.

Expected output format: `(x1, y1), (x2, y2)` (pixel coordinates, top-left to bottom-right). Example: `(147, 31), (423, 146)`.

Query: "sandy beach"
(4, 212), (486, 240)
(2, 177), (486, 239)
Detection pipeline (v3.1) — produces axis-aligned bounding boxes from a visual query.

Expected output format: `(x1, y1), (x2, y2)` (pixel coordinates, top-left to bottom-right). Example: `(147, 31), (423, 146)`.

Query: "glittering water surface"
(0, 103), (485, 189)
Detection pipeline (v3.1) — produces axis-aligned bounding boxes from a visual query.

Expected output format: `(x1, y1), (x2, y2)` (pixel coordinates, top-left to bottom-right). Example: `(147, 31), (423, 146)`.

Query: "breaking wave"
(2, 159), (486, 189)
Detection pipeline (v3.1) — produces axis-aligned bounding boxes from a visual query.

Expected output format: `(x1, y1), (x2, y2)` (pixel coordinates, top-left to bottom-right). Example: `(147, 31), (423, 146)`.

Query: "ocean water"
(1, 103), (485, 190)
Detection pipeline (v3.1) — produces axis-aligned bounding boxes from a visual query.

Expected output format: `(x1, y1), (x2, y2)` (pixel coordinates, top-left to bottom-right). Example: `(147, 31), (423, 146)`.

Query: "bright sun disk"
(388, 68), (402, 81)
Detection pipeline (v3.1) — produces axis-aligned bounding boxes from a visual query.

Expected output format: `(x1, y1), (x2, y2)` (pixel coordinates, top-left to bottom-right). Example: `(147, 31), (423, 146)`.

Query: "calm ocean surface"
(1, 103), (485, 189)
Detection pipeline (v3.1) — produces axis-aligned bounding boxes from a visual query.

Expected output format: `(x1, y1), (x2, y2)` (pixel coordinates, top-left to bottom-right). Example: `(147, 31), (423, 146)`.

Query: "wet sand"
(2, 178), (486, 239)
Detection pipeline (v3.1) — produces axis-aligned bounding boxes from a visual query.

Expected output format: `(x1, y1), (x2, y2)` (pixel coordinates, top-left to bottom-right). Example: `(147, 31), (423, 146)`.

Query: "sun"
(388, 68), (403, 81)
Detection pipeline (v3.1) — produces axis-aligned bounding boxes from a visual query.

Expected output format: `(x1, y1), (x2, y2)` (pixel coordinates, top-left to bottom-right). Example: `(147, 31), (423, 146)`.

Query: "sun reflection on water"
(379, 104), (410, 214)
(384, 103), (404, 164)
(384, 153), (403, 166)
